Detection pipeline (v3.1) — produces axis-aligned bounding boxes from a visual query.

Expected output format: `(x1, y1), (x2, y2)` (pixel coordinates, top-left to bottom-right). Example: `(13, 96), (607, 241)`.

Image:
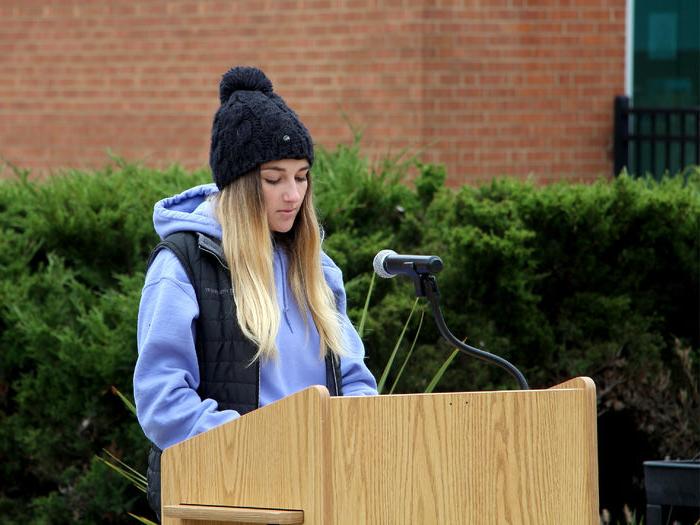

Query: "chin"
(272, 223), (294, 234)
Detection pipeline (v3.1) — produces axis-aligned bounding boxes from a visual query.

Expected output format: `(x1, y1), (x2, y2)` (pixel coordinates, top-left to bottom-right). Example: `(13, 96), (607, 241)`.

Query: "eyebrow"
(260, 164), (310, 173)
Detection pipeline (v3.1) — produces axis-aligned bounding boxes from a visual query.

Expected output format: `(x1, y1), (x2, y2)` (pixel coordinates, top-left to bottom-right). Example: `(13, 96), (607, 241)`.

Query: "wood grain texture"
(160, 379), (598, 525)
(180, 521), (258, 525)
(329, 384), (598, 524)
(161, 386), (329, 525)
(163, 504), (303, 523)
(550, 375), (600, 519)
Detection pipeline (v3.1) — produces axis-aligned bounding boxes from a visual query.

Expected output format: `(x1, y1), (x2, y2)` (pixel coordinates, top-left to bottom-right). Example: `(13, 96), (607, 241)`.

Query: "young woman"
(133, 66), (377, 519)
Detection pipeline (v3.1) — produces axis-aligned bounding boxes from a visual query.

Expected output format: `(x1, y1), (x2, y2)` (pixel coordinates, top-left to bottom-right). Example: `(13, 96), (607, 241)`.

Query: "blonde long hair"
(215, 171), (346, 362)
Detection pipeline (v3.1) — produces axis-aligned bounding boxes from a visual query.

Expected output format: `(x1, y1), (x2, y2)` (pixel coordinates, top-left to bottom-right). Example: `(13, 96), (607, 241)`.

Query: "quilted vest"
(145, 231), (342, 521)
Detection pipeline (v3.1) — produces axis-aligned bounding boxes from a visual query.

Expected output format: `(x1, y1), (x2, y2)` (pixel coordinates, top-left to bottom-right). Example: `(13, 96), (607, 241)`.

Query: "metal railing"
(613, 95), (700, 177)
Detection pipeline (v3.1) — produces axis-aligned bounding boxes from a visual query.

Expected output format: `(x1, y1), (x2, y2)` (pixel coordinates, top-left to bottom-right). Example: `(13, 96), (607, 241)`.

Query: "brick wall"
(0, 0), (626, 185)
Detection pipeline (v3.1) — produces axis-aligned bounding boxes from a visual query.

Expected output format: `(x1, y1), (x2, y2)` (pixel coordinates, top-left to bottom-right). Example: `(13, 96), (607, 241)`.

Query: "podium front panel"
(328, 385), (598, 524)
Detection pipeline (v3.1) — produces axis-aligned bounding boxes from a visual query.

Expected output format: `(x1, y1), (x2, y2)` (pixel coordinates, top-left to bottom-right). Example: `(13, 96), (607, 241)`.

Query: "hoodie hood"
(153, 183), (221, 240)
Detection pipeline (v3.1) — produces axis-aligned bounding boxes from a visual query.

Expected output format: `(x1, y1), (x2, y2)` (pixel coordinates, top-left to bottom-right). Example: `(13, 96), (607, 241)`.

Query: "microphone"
(373, 249), (444, 279)
(371, 248), (529, 390)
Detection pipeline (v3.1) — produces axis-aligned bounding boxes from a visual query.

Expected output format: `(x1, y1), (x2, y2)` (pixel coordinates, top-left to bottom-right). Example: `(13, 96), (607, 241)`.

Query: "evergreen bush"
(0, 151), (698, 523)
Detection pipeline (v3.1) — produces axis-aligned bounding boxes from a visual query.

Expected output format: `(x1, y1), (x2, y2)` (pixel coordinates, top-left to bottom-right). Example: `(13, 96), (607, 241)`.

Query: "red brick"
(0, 0), (624, 183)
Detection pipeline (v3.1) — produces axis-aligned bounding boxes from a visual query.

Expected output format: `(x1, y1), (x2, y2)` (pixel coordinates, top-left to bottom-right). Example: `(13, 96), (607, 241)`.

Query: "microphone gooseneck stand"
(413, 272), (530, 391)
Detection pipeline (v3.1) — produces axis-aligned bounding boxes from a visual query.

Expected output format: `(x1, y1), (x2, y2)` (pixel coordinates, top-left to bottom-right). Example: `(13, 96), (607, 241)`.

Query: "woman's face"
(259, 158), (310, 233)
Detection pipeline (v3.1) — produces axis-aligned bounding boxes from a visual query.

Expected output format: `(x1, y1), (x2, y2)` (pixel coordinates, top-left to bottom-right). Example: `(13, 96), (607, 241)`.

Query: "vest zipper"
(256, 361), (261, 408)
(331, 355), (340, 396)
(199, 244), (228, 270)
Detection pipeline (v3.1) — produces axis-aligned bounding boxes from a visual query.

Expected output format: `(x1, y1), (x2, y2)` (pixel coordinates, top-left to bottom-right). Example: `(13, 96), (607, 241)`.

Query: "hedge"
(1, 149), (698, 523)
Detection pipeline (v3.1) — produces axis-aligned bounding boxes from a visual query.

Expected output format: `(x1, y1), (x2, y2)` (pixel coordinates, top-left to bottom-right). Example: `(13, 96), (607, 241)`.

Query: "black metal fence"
(613, 95), (700, 177)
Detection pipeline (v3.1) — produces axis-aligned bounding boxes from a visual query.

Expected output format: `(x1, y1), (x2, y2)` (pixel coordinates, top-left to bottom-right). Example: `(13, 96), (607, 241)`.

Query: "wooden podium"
(161, 377), (599, 524)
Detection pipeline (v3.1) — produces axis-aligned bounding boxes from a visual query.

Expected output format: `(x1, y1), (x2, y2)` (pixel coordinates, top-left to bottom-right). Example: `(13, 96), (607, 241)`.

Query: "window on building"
(628, 0), (699, 176)
(633, 0), (699, 107)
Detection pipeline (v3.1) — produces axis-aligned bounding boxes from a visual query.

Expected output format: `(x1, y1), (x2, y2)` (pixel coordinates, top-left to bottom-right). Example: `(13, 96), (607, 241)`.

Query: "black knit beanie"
(209, 66), (314, 189)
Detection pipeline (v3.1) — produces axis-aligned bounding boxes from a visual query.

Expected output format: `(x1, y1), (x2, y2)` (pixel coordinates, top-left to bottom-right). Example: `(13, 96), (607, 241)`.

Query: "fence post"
(613, 96), (629, 176)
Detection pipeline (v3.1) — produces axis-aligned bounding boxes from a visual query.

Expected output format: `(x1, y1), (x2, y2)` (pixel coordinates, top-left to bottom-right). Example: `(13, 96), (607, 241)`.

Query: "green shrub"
(1, 151), (698, 522)
(0, 162), (209, 522)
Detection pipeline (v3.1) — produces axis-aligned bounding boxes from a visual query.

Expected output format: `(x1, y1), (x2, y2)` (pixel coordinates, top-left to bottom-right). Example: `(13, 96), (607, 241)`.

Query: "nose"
(283, 181), (301, 202)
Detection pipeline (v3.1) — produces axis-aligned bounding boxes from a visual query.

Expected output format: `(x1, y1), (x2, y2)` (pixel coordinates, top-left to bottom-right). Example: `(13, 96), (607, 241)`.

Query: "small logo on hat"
(282, 134), (290, 142)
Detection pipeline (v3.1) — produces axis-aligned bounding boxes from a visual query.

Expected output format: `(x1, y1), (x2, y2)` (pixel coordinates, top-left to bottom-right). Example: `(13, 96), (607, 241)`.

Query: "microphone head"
(373, 249), (397, 278)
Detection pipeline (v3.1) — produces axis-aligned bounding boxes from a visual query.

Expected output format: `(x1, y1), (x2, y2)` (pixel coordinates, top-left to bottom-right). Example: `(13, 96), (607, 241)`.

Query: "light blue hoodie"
(134, 183), (378, 450)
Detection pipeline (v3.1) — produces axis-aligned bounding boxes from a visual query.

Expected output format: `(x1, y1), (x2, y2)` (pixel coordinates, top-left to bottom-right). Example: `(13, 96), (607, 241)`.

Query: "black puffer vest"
(145, 232), (342, 521)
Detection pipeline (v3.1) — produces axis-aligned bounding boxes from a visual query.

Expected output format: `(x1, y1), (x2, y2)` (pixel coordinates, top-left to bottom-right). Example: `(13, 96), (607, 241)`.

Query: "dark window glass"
(634, 0), (699, 107)
(628, 0), (699, 176)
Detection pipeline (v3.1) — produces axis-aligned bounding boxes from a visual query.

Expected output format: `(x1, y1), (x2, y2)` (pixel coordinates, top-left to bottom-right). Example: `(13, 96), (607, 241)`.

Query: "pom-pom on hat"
(210, 66), (314, 189)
